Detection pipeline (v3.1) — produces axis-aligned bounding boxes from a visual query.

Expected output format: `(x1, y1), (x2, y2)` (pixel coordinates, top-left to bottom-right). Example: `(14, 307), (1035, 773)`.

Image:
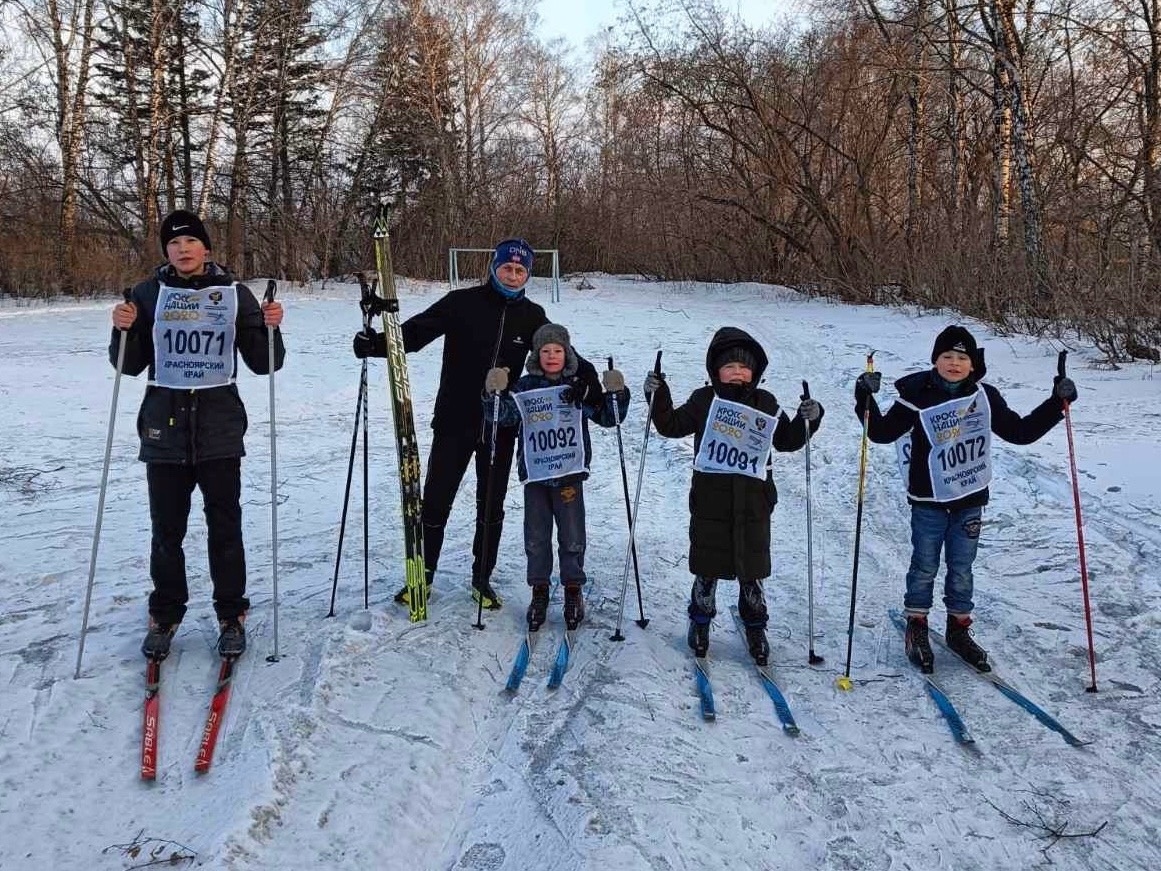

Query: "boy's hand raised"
(1054, 375), (1078, 404)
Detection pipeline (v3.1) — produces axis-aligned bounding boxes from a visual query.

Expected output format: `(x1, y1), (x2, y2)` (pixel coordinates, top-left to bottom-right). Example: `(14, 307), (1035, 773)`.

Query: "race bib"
(152, 284), (237, 389)
(896, 434), (912, 480)
(916, 390), (992, 501)
(693, 395), (777, 480)
(514, 385), (586, 483)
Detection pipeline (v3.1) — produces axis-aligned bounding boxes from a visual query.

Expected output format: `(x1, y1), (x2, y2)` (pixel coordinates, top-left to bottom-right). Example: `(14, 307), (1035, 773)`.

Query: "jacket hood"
(705, 326), (769, 387)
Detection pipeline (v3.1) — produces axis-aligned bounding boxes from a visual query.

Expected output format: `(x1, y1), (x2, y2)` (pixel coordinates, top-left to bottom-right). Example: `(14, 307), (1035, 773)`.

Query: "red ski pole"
(1058, 351), (1097, 692)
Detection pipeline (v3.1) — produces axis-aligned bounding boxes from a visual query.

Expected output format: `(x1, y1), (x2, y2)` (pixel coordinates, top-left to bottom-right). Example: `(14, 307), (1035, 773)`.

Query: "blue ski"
(547, 631), (574, 689)
(729, 607), (800, 735)
(694, 657), (716, 721)
(505, 632), (539, 694)
(923, 618), (1088, 747)
(755, 665), (801, 736)
(888, 611), (976, 745)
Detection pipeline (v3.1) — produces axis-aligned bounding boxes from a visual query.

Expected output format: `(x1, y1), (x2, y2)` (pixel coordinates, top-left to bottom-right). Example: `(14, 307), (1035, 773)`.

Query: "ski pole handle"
(801, 379), (810, 401)
(608, 356), (614, 370)
(653, 350), (663, 374)
(1057, 350), (1068, 379)
(865, 351), (876, 373)
(265, 279), (277, 305)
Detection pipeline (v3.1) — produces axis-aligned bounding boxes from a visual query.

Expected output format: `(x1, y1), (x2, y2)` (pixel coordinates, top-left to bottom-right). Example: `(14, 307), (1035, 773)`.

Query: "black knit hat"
(931, 325), (978, 363)
(713, 345), (757, 372)
(160, 209), (212, 254)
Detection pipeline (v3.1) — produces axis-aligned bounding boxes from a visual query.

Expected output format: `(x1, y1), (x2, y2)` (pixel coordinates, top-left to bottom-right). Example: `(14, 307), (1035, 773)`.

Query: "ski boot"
(946, 614), (991, 672)
(141, 619), (178, 661)
(394, 581), (433, 607)
(563, 584), (585, 630)
(471, 578), (503, 610)
(744, 625), (770, 666)
(216, 616), (247, 659)
(687, 620), (710, 658)
(904, 614), (935, 674)
(526, 584), (550, 631)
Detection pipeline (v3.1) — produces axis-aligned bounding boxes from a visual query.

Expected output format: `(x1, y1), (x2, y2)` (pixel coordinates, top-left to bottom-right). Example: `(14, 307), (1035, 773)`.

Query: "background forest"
(2, 0), (1159, 358)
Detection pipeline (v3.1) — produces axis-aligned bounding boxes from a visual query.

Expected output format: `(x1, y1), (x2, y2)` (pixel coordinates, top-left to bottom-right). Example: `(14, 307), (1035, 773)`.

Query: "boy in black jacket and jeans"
(854, 325), (1078, 673)
(110, 210), (285, 661)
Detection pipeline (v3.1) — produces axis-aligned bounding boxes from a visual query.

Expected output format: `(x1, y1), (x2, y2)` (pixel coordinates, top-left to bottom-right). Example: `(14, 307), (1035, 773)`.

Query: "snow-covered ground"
(1, 277), (1158, 870)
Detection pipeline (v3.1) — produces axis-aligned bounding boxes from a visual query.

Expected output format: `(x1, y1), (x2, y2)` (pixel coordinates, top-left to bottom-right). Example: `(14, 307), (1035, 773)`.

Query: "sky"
(1, 274), (1158, 869)
(536, 0), (798, 46)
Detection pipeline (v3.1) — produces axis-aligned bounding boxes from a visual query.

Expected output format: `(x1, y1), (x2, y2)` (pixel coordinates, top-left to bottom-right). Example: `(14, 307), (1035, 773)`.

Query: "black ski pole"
(802, 380), (823, 665)
(265, 280), (281, 663)
(76, 288), (133, 679)
(607, 356), (648, 629)
(612, 350), (662, 641)
(838, 351), (875, 691)
(327, 276), (376, 618)
(473, 393), (502, 630)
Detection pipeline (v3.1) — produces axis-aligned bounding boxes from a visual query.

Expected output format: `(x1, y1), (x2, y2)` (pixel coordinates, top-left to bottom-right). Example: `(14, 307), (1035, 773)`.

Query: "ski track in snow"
(1, 280), (1159, 870)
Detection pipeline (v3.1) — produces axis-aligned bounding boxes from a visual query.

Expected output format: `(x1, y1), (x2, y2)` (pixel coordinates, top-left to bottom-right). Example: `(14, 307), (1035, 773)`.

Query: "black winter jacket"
(856, 369), (1063, 511)
(649, 327), (821, 581)
(402, 283), (601, 433)
(108, 264), (285, 465)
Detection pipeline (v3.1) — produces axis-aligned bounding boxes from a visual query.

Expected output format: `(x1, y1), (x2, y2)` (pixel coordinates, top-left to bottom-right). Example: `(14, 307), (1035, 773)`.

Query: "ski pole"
(1058, 350), (1097, 692)
(473, 393), (502, 630)
(327, 276), (375, 617)
(265, 280), (281, 663)
(327, 363), (366, 617)
(838, 351), (875, 691)
(608, 356), (649, 629)
(802, 380), (823, 665)
(75, 288), (132, 679)
(612, 350), (662, 641)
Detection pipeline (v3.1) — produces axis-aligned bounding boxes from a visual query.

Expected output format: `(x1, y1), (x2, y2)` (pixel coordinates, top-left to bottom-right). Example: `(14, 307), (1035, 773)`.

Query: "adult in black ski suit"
(110, 209), (285, 661)
(354, 238), (602, 607)
(645, 326), (822, 663)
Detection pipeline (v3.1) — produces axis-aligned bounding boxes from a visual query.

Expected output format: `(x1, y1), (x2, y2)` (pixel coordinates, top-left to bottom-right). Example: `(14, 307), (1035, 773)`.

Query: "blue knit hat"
(492, 238), (534, 273)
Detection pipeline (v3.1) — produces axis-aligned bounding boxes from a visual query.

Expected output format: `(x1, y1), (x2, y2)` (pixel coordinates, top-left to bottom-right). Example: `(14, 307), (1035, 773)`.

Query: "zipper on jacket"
(481, 307), (509, 442)
(189, 391), (199, 465)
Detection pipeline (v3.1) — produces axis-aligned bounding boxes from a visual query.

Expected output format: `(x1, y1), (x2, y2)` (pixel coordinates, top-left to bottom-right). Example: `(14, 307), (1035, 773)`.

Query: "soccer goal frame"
(448, 248), (561, 303)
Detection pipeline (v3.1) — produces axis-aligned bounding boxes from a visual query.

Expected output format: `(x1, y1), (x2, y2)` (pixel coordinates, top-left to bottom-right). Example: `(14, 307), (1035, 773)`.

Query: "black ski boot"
(563, 584), (585, 630)
(216, 616), (247, 659)
(472, 578), (503, 610)
(946, 615), (991, 672)
(745, 626), (770, 666)
(687, 620), (710, 658)
(905, 614), (935, 674)
(141, 619), (178, 661)
(526, 584), (550, 631)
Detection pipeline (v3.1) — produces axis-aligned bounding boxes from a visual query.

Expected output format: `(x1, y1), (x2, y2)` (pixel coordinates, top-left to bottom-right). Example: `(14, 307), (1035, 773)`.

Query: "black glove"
(559, 385), (583, 407)
(1054, 375), (1078, 404)
(854, 371), (881, 400)
(353, 328), (387, 359)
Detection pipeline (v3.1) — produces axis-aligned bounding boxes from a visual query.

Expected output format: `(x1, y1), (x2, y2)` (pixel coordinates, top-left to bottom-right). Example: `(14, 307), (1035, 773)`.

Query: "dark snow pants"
(146, 458), (250, 624)
(421, 425), (517, 586)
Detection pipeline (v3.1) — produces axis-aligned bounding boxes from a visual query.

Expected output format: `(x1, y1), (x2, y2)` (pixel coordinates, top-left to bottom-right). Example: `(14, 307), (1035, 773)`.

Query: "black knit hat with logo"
(159, 209), (213, 254)
(930, 325), (978, 363)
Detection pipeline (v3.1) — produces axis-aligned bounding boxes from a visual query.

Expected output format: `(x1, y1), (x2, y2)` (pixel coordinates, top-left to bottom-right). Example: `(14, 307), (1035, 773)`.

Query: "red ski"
(141, 659), (161, 780)
(194, 658), (236, 773)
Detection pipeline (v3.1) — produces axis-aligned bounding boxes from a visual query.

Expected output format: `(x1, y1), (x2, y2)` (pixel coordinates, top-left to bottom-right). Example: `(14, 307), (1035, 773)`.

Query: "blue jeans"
(524, 482), (587, 586)
(904, 504), (982, 615)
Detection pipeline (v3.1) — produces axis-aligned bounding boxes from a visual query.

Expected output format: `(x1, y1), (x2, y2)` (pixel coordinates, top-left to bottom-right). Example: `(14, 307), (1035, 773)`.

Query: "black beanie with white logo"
(930, 325), (978, 363)
(159, 209), (213, 254)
